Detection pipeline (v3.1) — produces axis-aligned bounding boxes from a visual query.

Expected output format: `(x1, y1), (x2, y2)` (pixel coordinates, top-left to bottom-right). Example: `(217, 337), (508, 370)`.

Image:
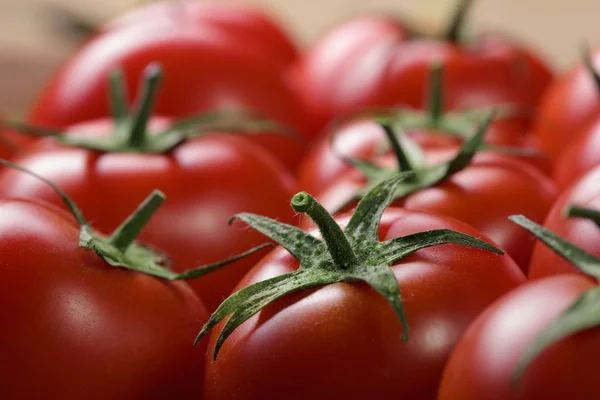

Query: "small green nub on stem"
(108, 69), (129, 122)
(109, 190), (166, 253)
(427, 62), (445, 123)
(128, 63), (163, 148)
(380, 123), (414, 173)
(444, 0), (474, 43)
(291, 192), (358, 269)
(565, 204), (600, 227)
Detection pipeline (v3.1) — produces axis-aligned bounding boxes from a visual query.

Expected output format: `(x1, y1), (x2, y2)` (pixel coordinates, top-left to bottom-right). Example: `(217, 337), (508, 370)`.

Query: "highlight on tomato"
(0, 64), (298, 312)
(196, 174), (524, 399)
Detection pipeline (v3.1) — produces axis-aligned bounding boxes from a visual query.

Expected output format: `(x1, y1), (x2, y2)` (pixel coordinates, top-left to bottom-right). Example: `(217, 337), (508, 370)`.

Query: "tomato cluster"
(2, 1), (600, 398)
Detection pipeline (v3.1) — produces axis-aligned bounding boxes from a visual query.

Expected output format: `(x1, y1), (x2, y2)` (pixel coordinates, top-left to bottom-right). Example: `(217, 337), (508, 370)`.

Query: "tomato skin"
(297, 119), (550, 196)
(204, 208), (524, 399)
(0, 198), (207, 398)
(27, 8), (314, 142)
(532, 49), (600, 161)
(295, 22), (553, 131)
(439, 274), (600, 400)
(305, 140), (557, 271)
(553, 115), (600, 190)
(0, 120), (297, 312)
(529, 165), (600, 280)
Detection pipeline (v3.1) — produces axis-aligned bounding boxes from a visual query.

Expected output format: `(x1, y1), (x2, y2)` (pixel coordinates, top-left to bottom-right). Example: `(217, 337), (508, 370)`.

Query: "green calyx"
(0, 158), (270, 280)
(582, 44), (600, 95)
(331, 109), (495, 213)
(443, 0), (474, 43)
(510, 209), (600, 385)
(196, 173), (504, 359)
(4, 63), (299, 154)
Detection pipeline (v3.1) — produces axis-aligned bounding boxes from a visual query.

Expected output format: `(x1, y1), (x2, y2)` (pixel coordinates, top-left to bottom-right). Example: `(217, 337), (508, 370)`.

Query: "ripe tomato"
(293, 1), (552, 131)
(27, 3), (314, 141)
(529, 165), (600, 279)
(532, 48), (600, 161)
(0, 120), (297, 312)
(298, 118), (550, 196)
(439, 274), (600, 400)
(553, 114), (600, 190)
(0, 197), (208, 398)
(203, 207), (524, 399)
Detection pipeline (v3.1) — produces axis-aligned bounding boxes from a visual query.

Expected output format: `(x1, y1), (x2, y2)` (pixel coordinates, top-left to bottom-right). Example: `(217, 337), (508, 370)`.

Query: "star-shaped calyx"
(4, 63), (297, 153)
(0, 159), (269, 281)
(510, 208), (600, 385)
(195, 173), (504, 359)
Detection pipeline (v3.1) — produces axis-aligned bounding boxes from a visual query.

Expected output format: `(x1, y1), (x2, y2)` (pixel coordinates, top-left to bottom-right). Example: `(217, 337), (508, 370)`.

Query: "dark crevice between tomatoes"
(0, 158), (271, 280)
(3, 63), (301, 154)
(195, 173), (504, 359)
(510, 210), (600, 386)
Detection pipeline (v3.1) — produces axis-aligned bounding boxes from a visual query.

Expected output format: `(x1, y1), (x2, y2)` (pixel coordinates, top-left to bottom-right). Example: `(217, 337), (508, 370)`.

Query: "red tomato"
(0, 197), (208, 398)
(204, 208), (524, 399)
(27, 4), (314, 140)
(529, 165), (600, 279)
(439, 274), (600, 400)
(0, 121), (297, 312)
(305, 134), (557, 271)
(532, 48), (600, 161)
(297, 118), (550, 196)
(553, 114), (600, 190)
(294, 8), (553, 131)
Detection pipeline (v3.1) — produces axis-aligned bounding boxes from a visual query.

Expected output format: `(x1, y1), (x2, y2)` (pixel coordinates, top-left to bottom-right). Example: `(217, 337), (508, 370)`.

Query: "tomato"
(0, 119), (297, 312)
(203, 207), (524, 399)
(532, 47), (600, 161)
(27, 2), (314, 141)
(0, 197), (208, 398)
(553, 114), (600, 190)
(293, 0), (553, 131)
(439, 274), (600, 400)
(529, 165), (600, 279)
(298, 118), (550, 196)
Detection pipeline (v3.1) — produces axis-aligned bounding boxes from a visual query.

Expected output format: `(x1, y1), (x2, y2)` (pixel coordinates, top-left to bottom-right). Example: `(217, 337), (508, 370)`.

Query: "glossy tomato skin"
(204, 208), (525, 399)
(532, 48), (600, 161)
(439, 274), (600, 400)
(0, 198), (208, 398)
(28, 8), (314, 142)
(529, 165), (600, 280)
(553, 115), (600, 190)
(105, 1), (298, 72)
(295, 24), (553, 131)
(297, 119), (550, 196)
(0, 120), (297, 312)
(311, 156), (557, 272)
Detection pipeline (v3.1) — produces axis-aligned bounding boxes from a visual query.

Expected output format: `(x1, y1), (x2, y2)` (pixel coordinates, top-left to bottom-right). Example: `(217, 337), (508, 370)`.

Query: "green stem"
(444, 0), (474, 43)
(565, 205), (600, 228)
(380, 123), (413, 173)
(108, 69), (129, 122)
(128, 63), (163, 148)
(581, 44), (600, 95)
(109, 190), (165, 253)
(427, 63), (444, 124)
(291, 192), (358, 269)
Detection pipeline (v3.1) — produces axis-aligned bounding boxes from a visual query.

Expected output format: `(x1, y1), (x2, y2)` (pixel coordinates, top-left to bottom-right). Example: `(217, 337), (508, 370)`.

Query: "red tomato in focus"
(28, 6), (314, 140)
(0, 120), (297, 312)
(532, 48), (600, 161)
(439, 275), (600, 400)
(0, 198), (208, 398)
(297, 118), (550, 196)
(311, 153), (557, 271)
(204, 208), (524, 399)
(553, 115), (600, 190)
(529, 165), (600, 280)
(294, 21), (553, 131)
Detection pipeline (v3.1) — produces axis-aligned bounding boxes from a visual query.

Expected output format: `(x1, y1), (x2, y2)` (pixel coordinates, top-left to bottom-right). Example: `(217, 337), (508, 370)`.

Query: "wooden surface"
(0, 0), (597, 117)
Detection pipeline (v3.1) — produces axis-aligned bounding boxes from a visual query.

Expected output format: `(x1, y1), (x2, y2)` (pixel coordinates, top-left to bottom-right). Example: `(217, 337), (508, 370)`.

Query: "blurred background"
(0, 0), (597, 118)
